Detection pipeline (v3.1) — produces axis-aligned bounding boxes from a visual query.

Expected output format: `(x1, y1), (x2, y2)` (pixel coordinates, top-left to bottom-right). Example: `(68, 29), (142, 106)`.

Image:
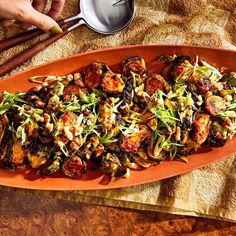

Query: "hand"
(0, 0), (65, 32)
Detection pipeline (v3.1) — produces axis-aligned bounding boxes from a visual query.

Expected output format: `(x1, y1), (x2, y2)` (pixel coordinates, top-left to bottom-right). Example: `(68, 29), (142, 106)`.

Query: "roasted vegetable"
(207, 121), (227, 147)
(62, 85), (81, 102)
(145, 73), (170, 95)
(84, 62), (109, 88)
(62, 156), (86, 178)
(120, 125), (151, 152)
(101, 152), (128, 179)
(102, 153), (121, 173)
(0, 129), (13, 166)
(179, 140), (199, 156)
(222, 72), (236, 88)
(196, 77), (212, 93)
(28, 154), (47, 168)
(102, 71), (125, 93)
(41, 158), (60, 176)
(132, 155), (155, 168)
(12, 140), (27, 165)
(0, 115), (8, 144)
(160, 55), (191, 81)
(193, 114), (211, 144)
(122, 56), (147, 76)
(0, 54), (236, 181)
(205, 95), (226, 116)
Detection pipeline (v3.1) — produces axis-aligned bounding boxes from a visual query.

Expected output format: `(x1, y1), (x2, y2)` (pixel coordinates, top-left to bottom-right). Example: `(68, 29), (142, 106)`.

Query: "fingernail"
(50, 25), (63, 33)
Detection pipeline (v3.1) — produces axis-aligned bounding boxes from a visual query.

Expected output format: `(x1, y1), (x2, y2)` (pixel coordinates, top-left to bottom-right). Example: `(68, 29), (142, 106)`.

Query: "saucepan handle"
(0, 19), (66, 53)
(0, 13), (83, 53)
(0, 20), (83, 77)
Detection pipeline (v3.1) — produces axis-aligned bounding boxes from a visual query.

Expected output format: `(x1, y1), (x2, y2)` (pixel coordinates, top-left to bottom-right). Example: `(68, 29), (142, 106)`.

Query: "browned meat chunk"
(120, 135), (142, 152)
(161, 65), (172, 81)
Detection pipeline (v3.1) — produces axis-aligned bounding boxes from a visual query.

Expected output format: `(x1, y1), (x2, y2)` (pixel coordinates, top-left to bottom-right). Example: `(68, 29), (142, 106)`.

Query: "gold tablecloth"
(0, 0), (236, 222)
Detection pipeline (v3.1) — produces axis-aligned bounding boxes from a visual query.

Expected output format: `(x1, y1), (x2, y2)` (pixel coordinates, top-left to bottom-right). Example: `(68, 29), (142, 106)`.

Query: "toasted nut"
(175, 126), (181, 141)
(223, 94), (233, 102)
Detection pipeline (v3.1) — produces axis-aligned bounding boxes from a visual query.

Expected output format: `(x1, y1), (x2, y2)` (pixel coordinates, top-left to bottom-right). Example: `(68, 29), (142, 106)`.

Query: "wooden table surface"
(0, 190), (235, 236)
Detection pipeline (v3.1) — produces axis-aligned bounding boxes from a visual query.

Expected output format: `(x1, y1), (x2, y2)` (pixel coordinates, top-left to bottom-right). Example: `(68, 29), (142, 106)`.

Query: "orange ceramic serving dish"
(0, 45), (236, 190)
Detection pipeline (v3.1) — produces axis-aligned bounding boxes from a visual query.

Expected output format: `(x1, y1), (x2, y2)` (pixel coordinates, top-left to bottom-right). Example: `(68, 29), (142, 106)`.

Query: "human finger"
(47, 0), (65, 20)
(19, 5), (62, 32)
(21, 0), (47, 30)
(1, 19), (14, 28)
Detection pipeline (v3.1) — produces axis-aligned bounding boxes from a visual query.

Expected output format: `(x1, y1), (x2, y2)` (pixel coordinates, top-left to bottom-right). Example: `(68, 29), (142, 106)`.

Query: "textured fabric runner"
(0, 0), (236, 222)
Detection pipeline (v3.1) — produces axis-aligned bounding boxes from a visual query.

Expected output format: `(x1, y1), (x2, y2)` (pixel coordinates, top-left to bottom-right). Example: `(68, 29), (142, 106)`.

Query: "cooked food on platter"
(1, 54), (236, 181)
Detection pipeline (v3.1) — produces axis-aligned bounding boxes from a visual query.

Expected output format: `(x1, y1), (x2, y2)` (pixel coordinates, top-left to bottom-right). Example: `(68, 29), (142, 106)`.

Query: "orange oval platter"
(0, 45), (236, 190)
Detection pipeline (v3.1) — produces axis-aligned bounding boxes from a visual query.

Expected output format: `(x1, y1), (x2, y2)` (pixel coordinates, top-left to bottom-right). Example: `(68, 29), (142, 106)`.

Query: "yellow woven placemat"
(0, 0), (236, 222)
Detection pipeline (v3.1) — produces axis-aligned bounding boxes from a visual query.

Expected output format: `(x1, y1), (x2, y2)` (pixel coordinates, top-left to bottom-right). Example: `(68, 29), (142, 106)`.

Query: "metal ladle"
(0, 0), (135, 76)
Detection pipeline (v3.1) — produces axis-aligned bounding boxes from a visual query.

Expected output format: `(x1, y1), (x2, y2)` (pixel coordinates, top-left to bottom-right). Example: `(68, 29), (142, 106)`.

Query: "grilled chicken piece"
(119, 125), (151, 152)
(145, 73), (170, 95)
(102, 71), (125, 93)
(84, 62), (109, 88)
(205, 95), (226, 116)
(122, 56), (147, 76)
(193, 114), (211, 144)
